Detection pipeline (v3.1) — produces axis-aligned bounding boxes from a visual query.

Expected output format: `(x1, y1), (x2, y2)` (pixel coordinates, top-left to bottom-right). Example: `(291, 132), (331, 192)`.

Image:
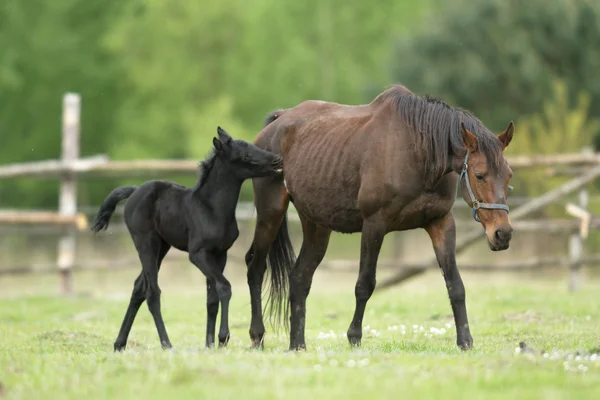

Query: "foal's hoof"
(250, 336), (265, 350)
(113, 342), (127, 352)
(346, 333), (362, 347)
(161, 341), (173, 350)
(458, 336), (474, 351)
(288, 343), (307, 352)
(218, 334), (230, 348)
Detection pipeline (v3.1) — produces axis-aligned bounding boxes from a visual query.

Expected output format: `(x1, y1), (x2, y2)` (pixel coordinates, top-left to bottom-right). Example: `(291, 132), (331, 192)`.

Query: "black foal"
(91, 127), (284, 351)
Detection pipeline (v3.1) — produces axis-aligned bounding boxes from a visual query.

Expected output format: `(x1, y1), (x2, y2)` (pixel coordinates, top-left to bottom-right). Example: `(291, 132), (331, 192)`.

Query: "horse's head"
(213, 126), (283, 180)
(457, 121), (515, 251)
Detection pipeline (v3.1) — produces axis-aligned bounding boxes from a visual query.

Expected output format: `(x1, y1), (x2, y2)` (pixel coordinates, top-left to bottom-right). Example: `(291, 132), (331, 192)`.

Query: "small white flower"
(358, 358), (370, 367)
(329, 359), (339, 367)
(346, 360), (356, 368)
(314, 364), (322, 371)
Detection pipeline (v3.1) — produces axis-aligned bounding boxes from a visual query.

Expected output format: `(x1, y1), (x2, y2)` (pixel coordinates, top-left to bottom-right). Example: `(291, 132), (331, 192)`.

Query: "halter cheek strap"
(458, 152), (511, 223)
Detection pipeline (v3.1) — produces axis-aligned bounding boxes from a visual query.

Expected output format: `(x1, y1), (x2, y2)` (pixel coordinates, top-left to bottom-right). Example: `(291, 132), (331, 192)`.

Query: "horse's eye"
(475, 174), (485, 181)
(243, 155), (250, 162)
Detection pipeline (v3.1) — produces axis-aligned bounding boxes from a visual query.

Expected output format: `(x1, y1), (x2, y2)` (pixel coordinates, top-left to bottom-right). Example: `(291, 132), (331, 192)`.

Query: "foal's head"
(213, 126), (283, 180)
(456, 121), (515, 251)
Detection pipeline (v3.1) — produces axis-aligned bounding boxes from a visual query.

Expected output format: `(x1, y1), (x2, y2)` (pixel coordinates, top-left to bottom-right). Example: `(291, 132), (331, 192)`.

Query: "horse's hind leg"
(113, 273), (145, 352)
(132, 234), (173, 349)
(289, 215), (331, 351)
(246, 178), (289, 348)
(113, 239), (170, 351)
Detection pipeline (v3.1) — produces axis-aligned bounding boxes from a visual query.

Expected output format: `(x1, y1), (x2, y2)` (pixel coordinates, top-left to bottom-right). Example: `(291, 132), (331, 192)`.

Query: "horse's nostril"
(494, 228), (512, 242)
(494, 229), (504, 241)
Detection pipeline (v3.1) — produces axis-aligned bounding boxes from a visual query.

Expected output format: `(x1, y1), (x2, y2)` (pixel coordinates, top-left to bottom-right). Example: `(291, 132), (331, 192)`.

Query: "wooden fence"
(1, 92), (599, 295)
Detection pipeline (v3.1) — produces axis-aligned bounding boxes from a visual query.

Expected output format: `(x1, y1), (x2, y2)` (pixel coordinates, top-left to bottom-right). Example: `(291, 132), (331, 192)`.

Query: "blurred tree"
(0, 0), (125, 207)
(389, 0), (600, 143)
(104, 0), (246, 160)
(229, 0), (433, 131)
(506, 80), (600, 216)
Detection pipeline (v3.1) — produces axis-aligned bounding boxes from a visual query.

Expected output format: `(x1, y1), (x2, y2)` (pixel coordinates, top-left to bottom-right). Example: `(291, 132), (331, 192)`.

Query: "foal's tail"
(265, 212), (296, 332)
(90, 186), (137, 233)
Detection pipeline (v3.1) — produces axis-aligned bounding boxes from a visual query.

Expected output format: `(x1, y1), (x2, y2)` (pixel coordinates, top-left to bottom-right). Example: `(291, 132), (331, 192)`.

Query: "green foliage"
(390, 0), (600, 137)
(506, 80), (600, 216)
(0, 0), (125, 208)
(0, 0), (434, 207)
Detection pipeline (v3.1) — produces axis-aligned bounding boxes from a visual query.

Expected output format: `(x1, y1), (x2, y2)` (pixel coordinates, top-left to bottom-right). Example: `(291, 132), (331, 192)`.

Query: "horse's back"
(255, 100), (399, 232)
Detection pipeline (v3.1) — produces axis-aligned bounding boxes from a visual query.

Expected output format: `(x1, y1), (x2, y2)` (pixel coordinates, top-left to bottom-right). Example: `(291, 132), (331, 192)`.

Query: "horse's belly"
(287, 181), (363, 233)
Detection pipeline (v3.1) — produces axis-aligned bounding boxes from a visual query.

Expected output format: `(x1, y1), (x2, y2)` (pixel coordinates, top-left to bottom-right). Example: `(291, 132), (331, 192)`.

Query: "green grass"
(1, 268), (600, 399)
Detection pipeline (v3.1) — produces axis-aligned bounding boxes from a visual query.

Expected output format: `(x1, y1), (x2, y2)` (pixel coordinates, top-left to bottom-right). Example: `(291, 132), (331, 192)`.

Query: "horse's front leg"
(425, 212), (473, 350)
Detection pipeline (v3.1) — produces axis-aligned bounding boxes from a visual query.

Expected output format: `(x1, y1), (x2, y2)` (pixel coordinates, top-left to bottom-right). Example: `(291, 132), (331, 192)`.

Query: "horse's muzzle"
(488, 226), (513, 251)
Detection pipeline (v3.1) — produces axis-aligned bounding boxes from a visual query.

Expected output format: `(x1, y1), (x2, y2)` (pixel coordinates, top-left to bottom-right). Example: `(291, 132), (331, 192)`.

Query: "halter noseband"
(458, 152), (511, 222)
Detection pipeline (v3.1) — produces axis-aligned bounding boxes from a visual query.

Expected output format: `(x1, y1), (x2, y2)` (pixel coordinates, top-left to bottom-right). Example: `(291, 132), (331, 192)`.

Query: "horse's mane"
(374, 85), (504, 181)
(193, 148), (218, 191)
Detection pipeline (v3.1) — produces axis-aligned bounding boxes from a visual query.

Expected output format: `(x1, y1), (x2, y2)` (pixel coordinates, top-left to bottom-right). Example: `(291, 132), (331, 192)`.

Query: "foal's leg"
(246, 177), (289, 348)
(114, 240), (170, 351)
(205, 279), (219, 348)
(205, 253), (228, 348)
(425, 213), (473, 350)
(289, 217), (331, 351)
(190, 250), (232, 348)
(134, 234), (173, 349)
(346, 219), (386, 346)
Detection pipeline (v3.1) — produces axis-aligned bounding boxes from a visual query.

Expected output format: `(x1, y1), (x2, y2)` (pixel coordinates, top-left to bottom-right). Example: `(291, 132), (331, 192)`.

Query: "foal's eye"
(242, 155), (250, 162)
(475, 174), (485, 181)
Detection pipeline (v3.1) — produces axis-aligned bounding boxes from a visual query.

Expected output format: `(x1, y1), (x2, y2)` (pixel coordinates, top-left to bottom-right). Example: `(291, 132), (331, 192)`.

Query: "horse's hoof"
(288, 343), (307, 352)
(113, 341), (127, 352)
(458, 336), (474, 351)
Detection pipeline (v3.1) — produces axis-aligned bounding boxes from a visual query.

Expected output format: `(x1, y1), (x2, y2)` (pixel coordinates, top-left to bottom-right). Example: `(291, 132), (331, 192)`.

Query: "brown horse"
(245, 84), (515, 351)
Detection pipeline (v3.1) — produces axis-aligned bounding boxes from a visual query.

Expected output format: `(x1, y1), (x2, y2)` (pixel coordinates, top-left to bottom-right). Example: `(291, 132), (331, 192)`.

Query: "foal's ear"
(217, 126), (233, 146)
(213, 137), (224, 152)
(460, 122), (478, 153)
(498, 120), (515, 150)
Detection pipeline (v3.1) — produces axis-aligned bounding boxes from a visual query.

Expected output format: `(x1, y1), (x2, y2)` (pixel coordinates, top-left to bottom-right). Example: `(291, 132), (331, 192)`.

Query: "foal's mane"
(374, 85), (504, 181)
(193, 148), (218, 191)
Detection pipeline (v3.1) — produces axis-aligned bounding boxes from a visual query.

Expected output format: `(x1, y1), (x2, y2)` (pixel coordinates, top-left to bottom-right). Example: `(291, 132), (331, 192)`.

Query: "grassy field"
(1, 266), (600, 399)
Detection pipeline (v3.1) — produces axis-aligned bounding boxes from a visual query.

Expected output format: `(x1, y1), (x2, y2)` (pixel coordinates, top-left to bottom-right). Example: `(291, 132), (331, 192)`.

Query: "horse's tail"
(90, 185), (137, 233)
(263, 108), (286, 127)
(265, 212), (296, 332)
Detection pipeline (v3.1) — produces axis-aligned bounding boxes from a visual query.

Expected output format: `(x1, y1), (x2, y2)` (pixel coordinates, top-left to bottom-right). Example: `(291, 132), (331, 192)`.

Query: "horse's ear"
(217, 126), (233, 146)
(213, 137), (224, 152)
(460, 122), (478, 153)
(498, 120), (515, 150)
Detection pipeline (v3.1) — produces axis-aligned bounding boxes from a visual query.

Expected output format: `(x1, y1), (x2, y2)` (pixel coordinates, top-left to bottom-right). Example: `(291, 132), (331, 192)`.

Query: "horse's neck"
(192, 159), (242, 218)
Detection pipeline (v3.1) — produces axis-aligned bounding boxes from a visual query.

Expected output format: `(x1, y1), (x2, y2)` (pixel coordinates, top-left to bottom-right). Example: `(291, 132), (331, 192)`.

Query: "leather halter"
(458, 152), (511, 222)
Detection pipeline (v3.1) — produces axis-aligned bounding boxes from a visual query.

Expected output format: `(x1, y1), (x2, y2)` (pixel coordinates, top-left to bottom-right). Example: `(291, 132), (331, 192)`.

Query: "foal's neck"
(192, 157), (242, 218)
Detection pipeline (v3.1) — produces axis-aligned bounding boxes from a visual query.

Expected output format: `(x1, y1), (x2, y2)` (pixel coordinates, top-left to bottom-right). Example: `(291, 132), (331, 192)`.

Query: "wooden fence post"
(567, 189), (589, 292)
(57, 93), (81, 295)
